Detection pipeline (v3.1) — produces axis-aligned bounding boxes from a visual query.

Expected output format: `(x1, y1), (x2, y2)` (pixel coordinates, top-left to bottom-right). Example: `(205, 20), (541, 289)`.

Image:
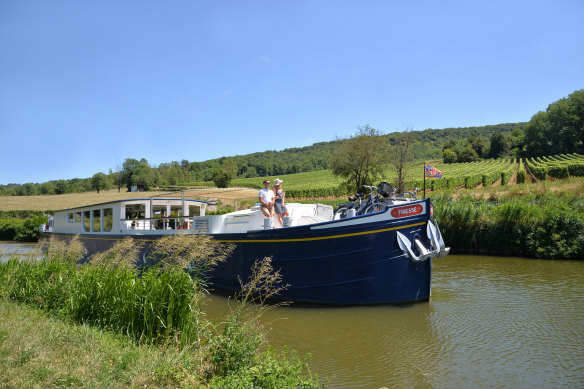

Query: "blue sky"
(1, 0), (583, 185)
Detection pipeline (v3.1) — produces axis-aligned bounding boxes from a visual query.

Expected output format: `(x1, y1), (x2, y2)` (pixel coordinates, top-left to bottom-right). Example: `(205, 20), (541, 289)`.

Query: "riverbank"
(432, 193), (584, 259)
(0, 237), (325, 388)
(0, 298), (189, 387)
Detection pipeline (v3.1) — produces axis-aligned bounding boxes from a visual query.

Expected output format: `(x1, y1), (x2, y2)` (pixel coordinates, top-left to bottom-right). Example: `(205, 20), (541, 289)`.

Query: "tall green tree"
(91, 172), (110, 194)
(388, 130), (415, 192)
(121, 158), (153, 191)
(488, 131), (508, 158)
(523, 89), (584, 156)
(212, 158), (238, 188)
(330, 125), (389, 193)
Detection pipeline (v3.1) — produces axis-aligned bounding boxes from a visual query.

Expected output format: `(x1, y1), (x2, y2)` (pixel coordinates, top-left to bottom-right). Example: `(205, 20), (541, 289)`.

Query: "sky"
(1, 0), (583, 185)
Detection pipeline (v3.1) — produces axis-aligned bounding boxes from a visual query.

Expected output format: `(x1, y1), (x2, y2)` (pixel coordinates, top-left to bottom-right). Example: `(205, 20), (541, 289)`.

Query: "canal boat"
(41, 190), (449, 305)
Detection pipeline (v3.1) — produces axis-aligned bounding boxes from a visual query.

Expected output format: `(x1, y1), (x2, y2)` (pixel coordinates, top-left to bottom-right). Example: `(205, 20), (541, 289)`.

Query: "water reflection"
(0, 241), (37, 262)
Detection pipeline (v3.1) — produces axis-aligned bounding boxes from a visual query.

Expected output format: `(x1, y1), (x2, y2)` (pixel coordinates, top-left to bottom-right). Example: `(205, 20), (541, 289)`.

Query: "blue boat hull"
(211, 213), (432, 305)
(44, 199), (438, 305)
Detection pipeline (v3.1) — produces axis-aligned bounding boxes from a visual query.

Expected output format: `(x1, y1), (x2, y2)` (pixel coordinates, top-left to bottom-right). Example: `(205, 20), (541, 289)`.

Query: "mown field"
(0, 188), (259, 212)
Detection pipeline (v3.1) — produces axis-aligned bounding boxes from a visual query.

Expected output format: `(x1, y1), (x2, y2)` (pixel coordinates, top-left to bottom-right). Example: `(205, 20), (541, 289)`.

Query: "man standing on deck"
(259, 179), (275, 217)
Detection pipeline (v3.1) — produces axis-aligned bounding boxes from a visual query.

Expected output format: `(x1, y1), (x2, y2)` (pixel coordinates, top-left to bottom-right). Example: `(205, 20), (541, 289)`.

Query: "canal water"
(2, 242), (583, 388)
(205, 255), (584, 388)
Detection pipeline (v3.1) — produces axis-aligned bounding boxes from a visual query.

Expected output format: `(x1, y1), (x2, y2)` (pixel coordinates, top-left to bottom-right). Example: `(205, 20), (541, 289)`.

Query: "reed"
(432, 194), (584, 259)
(0, 237), (326, 387)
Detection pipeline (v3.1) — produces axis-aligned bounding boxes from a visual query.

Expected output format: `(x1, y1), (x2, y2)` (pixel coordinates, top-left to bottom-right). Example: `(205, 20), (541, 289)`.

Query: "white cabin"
(49, 198), (334, 235)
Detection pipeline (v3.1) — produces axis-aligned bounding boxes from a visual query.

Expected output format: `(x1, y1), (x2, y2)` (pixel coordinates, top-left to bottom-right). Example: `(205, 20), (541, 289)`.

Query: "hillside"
(0, 122), (526, 196)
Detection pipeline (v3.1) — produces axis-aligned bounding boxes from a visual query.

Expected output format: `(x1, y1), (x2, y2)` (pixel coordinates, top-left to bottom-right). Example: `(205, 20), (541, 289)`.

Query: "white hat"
(274, 178), (283, 186)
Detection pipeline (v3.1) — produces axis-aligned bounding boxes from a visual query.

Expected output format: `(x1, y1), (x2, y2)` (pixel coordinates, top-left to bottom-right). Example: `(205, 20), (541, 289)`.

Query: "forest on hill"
(0, 122), (524, 196)
(2, 88), (582, 196)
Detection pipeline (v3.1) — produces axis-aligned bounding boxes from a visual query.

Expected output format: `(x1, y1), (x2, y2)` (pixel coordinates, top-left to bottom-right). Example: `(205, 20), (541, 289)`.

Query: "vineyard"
(184, 154), (584, 198)
(525, 153), (584, 181)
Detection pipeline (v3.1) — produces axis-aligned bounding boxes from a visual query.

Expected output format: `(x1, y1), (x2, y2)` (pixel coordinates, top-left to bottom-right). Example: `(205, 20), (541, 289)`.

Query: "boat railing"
(121, 216), (196, 231)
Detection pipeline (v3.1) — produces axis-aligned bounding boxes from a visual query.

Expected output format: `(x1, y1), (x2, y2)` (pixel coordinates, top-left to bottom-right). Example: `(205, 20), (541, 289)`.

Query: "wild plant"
(88, 237), (143, 270)
(148, 234), (234, 279)
(207, 257), (289, 379)
(35, 235), (87, 262)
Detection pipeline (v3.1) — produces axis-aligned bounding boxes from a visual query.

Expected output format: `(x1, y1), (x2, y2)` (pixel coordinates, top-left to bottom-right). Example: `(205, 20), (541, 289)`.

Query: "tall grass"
(0, 236), (325, 387)
(432, 194), (584, 259)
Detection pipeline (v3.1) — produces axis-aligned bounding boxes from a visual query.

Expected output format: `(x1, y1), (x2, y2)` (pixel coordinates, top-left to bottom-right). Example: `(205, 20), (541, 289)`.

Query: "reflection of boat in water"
(42, 191), (449, 305)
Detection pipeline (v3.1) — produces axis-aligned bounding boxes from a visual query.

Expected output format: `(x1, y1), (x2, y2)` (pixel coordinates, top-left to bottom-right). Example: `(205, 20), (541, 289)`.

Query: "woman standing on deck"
(273, 178), (289, 227)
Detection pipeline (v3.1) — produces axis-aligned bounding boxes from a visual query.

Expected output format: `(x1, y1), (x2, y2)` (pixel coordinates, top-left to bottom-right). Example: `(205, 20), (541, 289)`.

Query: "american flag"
(425, 165), (443, 179)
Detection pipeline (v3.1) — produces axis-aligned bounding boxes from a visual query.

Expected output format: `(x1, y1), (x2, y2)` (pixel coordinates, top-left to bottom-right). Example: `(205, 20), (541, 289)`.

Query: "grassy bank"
(0, 236), (326, 388)
(0, 299), (191, 388)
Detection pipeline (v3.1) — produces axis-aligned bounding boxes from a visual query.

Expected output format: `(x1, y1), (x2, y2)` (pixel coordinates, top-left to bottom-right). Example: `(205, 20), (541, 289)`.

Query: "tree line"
(2, 89), (581, 196)
(442, 89), (583, 163)
(0, 122), (529, 196)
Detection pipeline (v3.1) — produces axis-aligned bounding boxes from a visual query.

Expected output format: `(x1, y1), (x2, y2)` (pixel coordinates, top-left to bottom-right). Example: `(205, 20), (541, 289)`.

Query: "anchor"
(396, 220), (450, 262)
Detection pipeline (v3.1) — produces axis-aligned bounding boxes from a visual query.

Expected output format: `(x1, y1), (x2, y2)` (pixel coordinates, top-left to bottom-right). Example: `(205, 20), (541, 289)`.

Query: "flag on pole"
(424, 165), (443, 179)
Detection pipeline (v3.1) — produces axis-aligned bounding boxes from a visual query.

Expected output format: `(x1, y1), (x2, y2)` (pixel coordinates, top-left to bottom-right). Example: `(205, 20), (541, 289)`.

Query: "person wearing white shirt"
(258, 179), (275, 217)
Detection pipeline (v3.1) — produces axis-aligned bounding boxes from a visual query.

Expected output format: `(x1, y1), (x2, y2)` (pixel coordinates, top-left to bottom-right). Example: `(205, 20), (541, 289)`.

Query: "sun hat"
(274, 178), (283, 186)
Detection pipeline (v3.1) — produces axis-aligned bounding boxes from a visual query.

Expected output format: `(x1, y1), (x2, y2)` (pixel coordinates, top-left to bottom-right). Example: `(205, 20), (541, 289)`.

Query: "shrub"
(0, 218), (20, 240)
(432, 195), (584, 259)
(568, 163), (584, 177)
(548, 166), (569, 179)
(516, 170), (526, 184)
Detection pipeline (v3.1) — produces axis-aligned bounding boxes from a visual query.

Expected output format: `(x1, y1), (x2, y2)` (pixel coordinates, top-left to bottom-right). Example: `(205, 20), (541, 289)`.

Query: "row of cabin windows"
(68, 209), (113, 232)
(67, 204), (202, 233)
(124, 203), (201, 219)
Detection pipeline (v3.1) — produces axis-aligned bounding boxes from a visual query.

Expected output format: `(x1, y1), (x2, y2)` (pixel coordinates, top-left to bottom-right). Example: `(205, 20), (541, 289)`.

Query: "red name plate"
(391, 204), (423, 218)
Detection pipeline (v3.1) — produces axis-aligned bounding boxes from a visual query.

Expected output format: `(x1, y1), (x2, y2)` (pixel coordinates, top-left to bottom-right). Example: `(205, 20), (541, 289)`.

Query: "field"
(2, 154), (584, 211)
(0, 188), (259, 211)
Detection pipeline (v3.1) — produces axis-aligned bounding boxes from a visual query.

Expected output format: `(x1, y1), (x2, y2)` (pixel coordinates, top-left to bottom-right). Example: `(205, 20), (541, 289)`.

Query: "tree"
(330, 125), (389, 193)
(523, 89), (584, 156)
(54, 180), (69, 194)
(442, 148), (457, 163)
(524, 111), (549, 157)
(388, 130), (415, 193)
(468, 136), (488, 158)
(121, 158), (153, 191)
(458, 145), (479, 162)
(489, 131), (508, 158)
(211, 168), (232, 188)
(91, 172), (109, 194)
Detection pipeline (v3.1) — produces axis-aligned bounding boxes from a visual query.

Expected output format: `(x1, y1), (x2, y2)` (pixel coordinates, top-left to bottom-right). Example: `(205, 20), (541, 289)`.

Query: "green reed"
(0, 235), (229, 345)
(0, 236), (326, 387)
(432, 194), (584, 259)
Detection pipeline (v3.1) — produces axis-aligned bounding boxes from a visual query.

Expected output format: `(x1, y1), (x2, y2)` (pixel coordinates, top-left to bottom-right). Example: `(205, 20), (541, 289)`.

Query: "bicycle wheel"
(363, 201), (389, 214)
(333, 205), (350, 220)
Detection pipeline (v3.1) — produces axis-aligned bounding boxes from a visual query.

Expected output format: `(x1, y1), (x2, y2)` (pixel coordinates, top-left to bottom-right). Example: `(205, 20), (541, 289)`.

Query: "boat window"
(68, 213), (74, 223)
(152, 205), (166, 230)
(189, 205), (200, 217)
(83, 211), (91, 232)
(75, 212), (82, 222)
(152, 205), (166, 217)
(170, 205), (182, 217)
(103, 208), (113, 232)
(125, 203), (145, 219)
(93, 209), (101, 232)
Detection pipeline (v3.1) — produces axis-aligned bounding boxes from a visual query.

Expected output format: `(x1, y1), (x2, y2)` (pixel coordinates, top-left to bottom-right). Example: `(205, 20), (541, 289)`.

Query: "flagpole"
(423, 162), (426, 199)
